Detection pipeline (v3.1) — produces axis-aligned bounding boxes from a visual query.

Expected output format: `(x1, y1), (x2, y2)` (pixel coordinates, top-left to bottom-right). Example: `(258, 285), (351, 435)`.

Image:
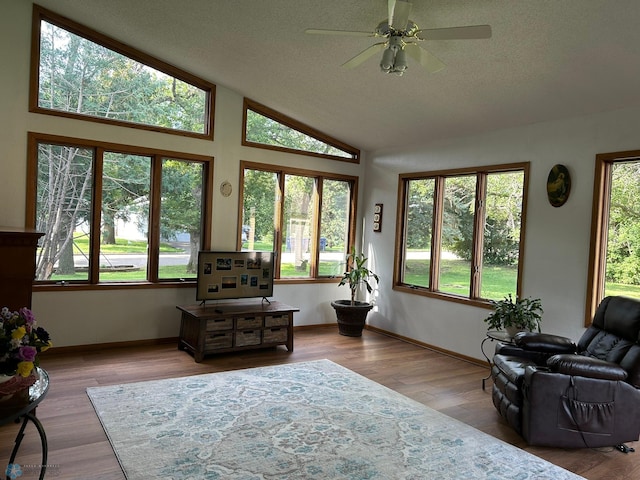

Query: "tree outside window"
(587, 153), (640, 323)
(241, 162), (356, 280)
(32, 5), (214, 138)
(396, 164), (528, 303)
(243, 98), (359, 162)
(28, 134), (211, 285)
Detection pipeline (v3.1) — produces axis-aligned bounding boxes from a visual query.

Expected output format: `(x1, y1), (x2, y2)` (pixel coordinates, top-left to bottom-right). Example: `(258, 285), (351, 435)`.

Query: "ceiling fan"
(305, 0), (491, 76)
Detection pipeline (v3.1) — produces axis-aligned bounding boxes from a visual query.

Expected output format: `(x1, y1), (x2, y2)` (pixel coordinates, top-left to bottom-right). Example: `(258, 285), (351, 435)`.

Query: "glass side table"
(481, 331), (514, 390)
(0, 368), (49, 480)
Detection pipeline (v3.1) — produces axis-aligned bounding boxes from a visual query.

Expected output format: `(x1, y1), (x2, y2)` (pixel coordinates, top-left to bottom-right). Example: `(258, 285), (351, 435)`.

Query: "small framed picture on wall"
(373, 203), (383, 232)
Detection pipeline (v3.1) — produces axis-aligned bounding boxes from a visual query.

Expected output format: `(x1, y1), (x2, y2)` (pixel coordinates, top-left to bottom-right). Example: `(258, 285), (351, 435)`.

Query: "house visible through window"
(27, 133), (213, 285)
(587, 152), (640, 323)
(240, 162), (357, 280)
(395, 163), (528, 304)
(31, 5), (215, 138)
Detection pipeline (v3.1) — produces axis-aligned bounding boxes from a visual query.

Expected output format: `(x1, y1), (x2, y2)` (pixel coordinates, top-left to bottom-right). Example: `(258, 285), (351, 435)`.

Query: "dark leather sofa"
(491, 296), (640, 448)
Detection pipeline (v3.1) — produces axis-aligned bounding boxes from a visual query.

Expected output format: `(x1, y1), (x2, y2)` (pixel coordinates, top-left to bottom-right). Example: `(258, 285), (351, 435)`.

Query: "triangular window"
(243, 99), (359, 163)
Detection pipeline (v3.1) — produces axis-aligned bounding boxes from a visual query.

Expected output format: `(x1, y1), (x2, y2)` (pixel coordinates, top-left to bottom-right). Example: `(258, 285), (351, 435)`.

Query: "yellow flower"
(42, 341), (53, 352)
(17, 361), (34, 377)
(12, 326), (26, 340)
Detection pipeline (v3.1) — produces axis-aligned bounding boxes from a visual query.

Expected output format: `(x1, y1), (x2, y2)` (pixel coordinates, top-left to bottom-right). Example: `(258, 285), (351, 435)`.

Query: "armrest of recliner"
(514, 332), (577, 355)
(547, 354), (628, 381)
(494, 342), (552, 366)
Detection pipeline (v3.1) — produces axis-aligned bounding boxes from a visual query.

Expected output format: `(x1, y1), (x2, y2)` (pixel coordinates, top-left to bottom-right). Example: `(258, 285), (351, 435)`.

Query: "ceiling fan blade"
(404, 44), (445, 73)
(416, 25), (492, 41)
(390, 0), (412, 30)
(388, 0), (396, 26)
(341, 42), (387, 69)
(305, 28), (375, 37)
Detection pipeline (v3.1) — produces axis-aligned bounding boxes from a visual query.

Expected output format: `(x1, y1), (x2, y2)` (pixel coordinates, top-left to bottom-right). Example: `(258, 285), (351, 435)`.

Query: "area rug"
(87, 359), (585, 480)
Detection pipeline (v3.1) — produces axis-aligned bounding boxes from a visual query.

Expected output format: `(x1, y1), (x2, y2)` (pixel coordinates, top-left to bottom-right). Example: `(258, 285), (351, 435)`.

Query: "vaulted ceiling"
(34, 0), (640, 153)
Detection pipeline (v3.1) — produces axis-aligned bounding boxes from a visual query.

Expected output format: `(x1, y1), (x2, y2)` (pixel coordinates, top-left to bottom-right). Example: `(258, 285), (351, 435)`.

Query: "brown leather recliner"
(491, 295), (640, 448)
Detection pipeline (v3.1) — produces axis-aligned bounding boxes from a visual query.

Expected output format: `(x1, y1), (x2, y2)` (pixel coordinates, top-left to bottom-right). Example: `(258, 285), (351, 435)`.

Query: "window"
(27, 133), (213, 286)
(243, 99), (360, 162)
(240, 162), (357, 281)
(587, 151), (640, 323)
(31, 5), (215, 139)
(395, 163), (528, 304)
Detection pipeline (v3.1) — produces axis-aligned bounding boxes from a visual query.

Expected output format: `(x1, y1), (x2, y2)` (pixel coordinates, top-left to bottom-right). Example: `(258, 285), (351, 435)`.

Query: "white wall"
(1, 0), (364, 347)
(362, 106), (640, 361)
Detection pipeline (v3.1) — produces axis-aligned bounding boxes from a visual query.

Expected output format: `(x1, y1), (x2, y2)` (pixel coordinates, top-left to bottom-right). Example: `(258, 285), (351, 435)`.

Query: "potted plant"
(331, 247), (379, 337)
(484, 294), (543, 338)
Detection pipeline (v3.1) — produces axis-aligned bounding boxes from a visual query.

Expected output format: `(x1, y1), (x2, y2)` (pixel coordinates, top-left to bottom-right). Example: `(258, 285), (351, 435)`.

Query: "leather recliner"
(491, 295), (640, 448)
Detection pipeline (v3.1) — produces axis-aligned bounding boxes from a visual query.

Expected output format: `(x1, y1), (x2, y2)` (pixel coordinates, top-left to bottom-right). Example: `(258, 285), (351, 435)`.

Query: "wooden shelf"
(0, 227), (43, 311)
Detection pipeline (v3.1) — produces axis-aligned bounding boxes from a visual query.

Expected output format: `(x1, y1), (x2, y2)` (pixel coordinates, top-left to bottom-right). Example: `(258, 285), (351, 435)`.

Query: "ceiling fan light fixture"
(394, 48), (408, 72)
(380, 46), (395, 72)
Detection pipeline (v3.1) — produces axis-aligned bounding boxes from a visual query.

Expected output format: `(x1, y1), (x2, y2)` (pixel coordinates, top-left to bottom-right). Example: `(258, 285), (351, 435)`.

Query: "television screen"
(196, 251), (274, 301)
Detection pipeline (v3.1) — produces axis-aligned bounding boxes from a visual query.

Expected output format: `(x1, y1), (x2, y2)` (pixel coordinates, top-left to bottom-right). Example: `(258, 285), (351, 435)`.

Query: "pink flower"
(19, 307), (36, 326)
(18, 345), (37, 362)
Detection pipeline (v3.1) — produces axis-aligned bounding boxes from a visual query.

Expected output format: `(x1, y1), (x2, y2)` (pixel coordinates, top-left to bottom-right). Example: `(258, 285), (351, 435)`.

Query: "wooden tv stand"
(176, 300), (299, 362)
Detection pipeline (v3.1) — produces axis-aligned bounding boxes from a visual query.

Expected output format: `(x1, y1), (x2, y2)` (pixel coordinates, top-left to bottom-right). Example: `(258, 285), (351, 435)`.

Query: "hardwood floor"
(1, 327), (638, 479)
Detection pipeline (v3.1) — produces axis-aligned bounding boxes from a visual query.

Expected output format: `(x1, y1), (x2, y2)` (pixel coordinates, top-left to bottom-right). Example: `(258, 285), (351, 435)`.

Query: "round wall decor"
(220, 181), (232, 197)
(546, 164), (571, 207)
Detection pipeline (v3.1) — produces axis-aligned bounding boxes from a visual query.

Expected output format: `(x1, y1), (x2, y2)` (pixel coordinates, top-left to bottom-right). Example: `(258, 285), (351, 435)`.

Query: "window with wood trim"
(394, 163), (529, 304)
(242, 99), (360, 163)
(240, 161), (357, 280)
(586, 151), (640, 324)
(31, 5), (215, 139)
(26, 133), (213, 286)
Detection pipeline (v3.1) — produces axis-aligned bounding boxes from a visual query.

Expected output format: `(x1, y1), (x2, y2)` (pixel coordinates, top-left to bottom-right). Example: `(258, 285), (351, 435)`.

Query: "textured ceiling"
(34, 0), (640, 153)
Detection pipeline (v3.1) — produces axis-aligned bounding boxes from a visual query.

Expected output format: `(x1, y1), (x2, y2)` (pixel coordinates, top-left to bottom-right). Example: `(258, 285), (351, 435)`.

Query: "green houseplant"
(331, 247), (380, 337)
(484, 294), (543, 337)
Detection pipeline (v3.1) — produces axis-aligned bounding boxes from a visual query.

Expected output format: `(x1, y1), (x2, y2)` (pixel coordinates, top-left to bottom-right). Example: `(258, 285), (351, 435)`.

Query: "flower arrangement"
(0, 307), (52, 378)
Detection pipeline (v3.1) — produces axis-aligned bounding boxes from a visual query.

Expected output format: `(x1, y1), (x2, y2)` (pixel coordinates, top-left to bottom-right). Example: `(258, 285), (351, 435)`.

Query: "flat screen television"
(196, 251), (274, 302)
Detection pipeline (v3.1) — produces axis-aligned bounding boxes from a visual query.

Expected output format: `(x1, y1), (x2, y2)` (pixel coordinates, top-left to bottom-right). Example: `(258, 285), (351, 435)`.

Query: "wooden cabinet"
(0, 227), (43, 311)
(176, 301), (299, 362)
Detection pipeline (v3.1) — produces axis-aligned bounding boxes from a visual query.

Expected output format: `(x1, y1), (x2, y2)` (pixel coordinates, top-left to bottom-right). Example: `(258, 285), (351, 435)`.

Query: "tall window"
(395, 163), (528, 304)
(587, 152), (640, 323)
(240, 162), (357, 280)
(27, 133), (213, 285)
(31, 5), (215, 138)
(243, 99), (360, 162)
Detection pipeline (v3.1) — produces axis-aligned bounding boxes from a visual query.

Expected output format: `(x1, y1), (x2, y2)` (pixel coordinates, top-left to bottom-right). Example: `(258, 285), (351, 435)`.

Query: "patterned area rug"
(87, 359), (584, 479)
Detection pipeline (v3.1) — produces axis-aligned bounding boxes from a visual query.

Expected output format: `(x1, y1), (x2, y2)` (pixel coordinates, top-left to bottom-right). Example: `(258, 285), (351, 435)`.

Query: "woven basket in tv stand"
(176, 300), (298, 362)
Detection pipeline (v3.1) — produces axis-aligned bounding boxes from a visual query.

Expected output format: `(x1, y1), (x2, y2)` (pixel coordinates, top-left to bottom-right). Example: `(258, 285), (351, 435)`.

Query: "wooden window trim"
(585, 150), (640, 325)
(393, 162), (529, 307)
(242, 98), (360, 163)
(26, 131), (214, 289)
(30, 5), (216, 140)
(239, 160), (358, 282)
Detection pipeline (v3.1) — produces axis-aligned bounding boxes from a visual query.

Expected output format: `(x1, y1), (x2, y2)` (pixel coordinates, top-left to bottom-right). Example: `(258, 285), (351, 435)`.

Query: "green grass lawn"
(48, 236), (188, 281)
(50, 264), (194, 282)
(604, 282), (640, 299)
(404, 259), (640, 301)
(49, 238), (640, 298)
(404, 259), (518, 300)
(71, 236), (183, 254)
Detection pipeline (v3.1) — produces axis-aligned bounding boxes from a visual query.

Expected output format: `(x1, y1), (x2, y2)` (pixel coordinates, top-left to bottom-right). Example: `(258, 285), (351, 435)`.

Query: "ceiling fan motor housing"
(375, 19), (419, 38)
